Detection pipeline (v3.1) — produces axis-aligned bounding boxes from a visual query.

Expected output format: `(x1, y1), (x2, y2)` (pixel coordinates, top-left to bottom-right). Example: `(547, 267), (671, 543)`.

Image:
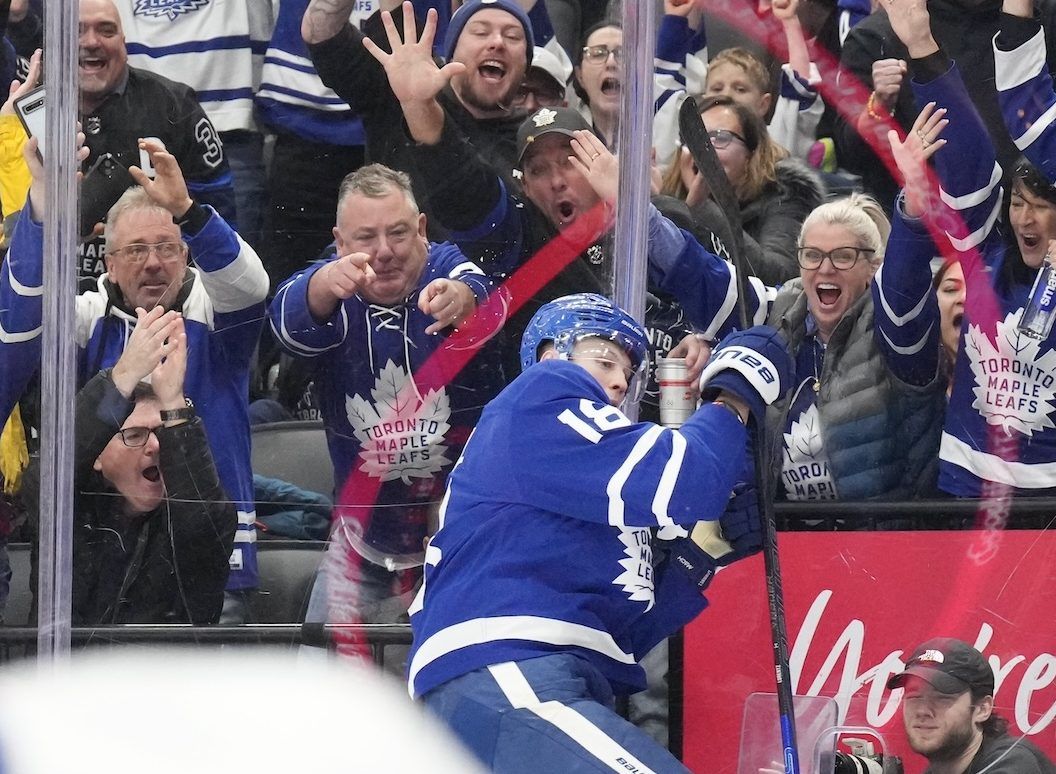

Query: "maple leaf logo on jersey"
(612, 528), (655, 610)
(781, 404), (837, 500)
(134, 0), (209, 22)
(965, 312), (1056, 437)
(345, 361), (452, 483)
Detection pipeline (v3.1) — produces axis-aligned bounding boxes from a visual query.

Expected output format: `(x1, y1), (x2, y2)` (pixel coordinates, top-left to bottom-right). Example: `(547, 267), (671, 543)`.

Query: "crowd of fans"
(0, 0), (1053, 759)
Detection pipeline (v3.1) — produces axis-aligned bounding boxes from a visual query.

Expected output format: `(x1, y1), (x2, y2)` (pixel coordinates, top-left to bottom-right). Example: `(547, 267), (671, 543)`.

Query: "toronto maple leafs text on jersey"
(268, 242), (506, 564)
(874, 63), (1056, 494)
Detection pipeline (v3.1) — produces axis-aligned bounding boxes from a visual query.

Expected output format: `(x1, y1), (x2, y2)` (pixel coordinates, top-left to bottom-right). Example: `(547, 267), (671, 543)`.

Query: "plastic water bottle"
(1019, 259), (1056, 339)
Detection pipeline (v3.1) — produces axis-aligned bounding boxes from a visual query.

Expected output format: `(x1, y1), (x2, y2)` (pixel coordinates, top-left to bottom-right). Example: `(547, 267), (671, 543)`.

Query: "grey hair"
(103, 186), (173, 254)
(337, 163), (419, 214)
(798, 193), (890, 265)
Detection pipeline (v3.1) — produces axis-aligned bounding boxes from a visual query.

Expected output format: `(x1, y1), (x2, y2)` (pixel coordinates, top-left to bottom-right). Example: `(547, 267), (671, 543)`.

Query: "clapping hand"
(111, 307), (183, 398)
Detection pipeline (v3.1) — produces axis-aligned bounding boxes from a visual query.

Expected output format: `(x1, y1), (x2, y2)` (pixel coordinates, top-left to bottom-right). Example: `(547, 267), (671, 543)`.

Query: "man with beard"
(888, 639), (1056, 773)
(302, 0), (569, 234)
(366, 5), (731, 416)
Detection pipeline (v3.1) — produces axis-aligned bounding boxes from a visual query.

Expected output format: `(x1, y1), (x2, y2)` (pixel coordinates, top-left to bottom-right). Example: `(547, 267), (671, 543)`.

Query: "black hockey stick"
(679, 95), (801, 774)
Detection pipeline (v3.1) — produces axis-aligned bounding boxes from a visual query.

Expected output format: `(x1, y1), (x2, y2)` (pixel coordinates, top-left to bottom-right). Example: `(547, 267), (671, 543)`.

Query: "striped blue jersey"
(117, 0), (274, 133)
(873, 63), (1056, 494)
(995, 19), (1056, 183)
(407, 361), (747, 699)
(3, 206), (270, 586)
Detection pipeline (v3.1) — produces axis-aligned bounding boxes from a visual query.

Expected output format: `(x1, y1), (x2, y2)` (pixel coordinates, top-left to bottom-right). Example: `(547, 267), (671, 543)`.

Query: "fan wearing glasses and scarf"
(659, 95), (826, 286)
(23, 307), (237, 625)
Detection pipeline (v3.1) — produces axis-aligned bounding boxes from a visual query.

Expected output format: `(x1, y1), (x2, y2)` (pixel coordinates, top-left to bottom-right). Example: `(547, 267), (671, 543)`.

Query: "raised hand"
(128, 138), (193, 218)
(362, 2), (465, 107)
(771, 0), (799, 22)
(1, 47), (41, 118)
(889, 101), (948, 218)
(111, 307), (183, 398)
(418, 277), (475, 335)
(569, 129), (618, 206)
(871, 58), (906, 113)
(884, 0), (938, 58)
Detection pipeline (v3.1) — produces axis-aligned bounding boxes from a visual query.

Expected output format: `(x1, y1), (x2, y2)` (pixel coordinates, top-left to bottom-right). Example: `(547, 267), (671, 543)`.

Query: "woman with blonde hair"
(651, 192), (945, 502)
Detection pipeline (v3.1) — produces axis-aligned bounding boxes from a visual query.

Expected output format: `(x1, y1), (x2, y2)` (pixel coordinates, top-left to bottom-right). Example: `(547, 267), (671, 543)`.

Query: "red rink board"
(682, 531), (1056, 773)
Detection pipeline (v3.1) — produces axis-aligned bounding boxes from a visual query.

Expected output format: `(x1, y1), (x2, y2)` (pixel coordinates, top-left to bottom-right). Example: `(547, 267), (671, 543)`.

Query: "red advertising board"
(683, 531), (1056, 773)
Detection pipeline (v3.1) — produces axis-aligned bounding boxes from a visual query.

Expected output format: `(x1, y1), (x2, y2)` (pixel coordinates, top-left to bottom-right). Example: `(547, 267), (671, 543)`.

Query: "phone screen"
(14, 86), (45, 160)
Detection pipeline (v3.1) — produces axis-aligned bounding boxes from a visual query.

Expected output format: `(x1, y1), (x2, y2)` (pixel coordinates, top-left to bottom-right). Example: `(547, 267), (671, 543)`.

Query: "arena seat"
(251, 420), (333, 497)
(254, 539), (326, 623)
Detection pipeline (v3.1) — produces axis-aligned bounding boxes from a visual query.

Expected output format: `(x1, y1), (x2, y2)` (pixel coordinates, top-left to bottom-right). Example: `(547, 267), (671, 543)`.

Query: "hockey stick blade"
(679, 95), (801, 774)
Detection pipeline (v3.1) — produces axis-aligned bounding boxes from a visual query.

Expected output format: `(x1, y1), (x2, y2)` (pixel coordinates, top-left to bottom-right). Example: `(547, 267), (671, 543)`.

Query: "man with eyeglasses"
(0, 130), (270, 617)
(76, 0), (237, 282)
(22, 307), (236, 624)
(888, 638), (1056, 773)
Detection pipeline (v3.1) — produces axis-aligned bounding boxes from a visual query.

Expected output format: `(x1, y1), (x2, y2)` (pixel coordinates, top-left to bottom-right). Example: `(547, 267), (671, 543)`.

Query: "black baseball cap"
(887, 638), (995, 696)
(516, 106), (593, 166)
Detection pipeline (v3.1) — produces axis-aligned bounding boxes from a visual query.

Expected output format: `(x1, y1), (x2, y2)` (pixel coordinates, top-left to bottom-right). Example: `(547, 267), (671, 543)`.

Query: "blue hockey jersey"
(268, 243), (506, 565)
(2, 206), (269, 587)
(407, 360), (748, 700)
(874, 63), (1056, 494)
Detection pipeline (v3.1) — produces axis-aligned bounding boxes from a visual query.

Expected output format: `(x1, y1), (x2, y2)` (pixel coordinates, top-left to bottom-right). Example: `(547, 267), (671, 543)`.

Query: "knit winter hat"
(442, 0), (534, 66)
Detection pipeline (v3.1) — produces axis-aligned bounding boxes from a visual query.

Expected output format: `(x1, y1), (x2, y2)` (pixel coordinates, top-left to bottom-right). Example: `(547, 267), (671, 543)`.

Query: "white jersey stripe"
(938, 162), (1001, 210)
(607, 425), (664, 527)
(994, 28), (1046, 91)
(1014, 100), (1056, 152)
(408, 615), (636, 695)
(651, 430), (686, 527)
(488, 662), (659, 774)
(941, 432), (1056, 488)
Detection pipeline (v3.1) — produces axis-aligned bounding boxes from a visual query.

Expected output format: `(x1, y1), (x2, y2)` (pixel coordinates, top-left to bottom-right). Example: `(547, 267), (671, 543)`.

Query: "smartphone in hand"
(13, 85), (46, 160)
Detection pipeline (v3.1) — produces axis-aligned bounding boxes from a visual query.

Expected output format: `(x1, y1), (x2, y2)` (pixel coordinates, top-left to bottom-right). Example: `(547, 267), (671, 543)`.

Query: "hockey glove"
(699, 325), (792, 424)
(716, 481), (762, 564)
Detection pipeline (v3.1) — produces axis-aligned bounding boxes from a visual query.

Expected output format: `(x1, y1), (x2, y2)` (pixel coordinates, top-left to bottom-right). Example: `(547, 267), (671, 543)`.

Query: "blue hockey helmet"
(520, 294), (650, 398)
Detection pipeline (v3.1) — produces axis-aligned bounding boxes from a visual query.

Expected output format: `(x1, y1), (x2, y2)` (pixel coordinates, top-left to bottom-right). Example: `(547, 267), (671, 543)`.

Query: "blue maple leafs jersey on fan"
(873, 63), (1056, 495)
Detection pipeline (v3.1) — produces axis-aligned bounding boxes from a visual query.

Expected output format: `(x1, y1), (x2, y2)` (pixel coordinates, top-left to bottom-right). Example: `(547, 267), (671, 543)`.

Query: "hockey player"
(407, 293), (793, 773)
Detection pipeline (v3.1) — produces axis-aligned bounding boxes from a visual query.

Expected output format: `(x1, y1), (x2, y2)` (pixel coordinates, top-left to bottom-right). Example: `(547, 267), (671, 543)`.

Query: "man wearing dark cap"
(888, 638), (1056, 774)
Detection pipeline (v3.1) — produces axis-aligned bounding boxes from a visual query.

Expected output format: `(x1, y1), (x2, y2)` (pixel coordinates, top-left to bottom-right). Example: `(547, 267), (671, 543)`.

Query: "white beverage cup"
(656, 357), (696, 428)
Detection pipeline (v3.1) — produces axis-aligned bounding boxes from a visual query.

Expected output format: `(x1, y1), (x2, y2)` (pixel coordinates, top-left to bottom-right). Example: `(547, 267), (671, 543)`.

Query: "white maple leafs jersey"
(407, 360), (749, 700)
(118, 0), (273, 132)
(873, 64), (1056, 494)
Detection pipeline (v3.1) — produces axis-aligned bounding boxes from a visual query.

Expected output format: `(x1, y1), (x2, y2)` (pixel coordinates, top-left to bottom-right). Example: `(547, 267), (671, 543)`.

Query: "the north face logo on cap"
(916, 649), (945, 664)
(532, 108), (558, 127)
